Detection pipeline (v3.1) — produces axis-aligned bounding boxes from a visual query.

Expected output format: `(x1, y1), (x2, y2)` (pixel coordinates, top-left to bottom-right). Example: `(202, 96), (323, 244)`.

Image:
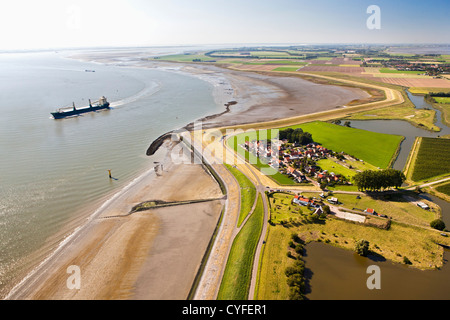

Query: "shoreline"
(6, 49), (373, 300)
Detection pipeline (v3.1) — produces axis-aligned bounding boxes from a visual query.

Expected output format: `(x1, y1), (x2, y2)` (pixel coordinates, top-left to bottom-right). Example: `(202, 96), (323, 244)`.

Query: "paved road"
(407, 177), (450, 190)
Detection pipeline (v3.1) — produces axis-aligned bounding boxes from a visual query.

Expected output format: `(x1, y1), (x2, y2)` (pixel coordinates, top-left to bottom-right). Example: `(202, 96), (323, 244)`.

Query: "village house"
(292, 195), (313, 206)
(243, 138), (348, 186)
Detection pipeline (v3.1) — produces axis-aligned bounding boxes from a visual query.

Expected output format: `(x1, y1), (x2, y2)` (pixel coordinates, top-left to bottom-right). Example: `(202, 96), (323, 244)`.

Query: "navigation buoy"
(108, 169), (112, 179)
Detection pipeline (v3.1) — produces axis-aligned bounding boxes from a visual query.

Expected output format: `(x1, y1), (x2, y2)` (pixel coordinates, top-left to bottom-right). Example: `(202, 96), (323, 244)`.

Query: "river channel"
(303, 90), (450, 300)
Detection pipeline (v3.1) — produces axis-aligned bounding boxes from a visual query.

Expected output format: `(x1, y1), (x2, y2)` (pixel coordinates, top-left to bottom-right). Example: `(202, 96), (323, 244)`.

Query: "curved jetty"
(146, 131), (174, 156)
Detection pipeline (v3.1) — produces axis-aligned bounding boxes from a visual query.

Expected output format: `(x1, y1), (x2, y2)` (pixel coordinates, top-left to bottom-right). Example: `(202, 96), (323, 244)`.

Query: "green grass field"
(225, 164), (257, 227)
(227, 121), (403, 186)
(272, 66), (302, 72)
(279, 121), (403, 168)
(380, 68), (424, 75)
(433, 97), (450, 104)
(217, 194), (264, 300)
(316, 158), (359, 180)
(410, 137), (450, 182)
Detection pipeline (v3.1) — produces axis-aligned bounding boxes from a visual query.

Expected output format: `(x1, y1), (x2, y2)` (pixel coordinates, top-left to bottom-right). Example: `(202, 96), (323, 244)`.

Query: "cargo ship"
(51, 96), (110, 119)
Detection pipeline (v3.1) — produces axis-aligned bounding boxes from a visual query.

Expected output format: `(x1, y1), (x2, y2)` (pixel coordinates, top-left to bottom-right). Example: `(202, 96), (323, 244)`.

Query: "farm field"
(300, 65), (365, 73)
(409, 137), (450, 182)
(379, 68), (425, 75)
(408, 87), (450, 95)
(278, 121), (403, 169)
(226, 121), (403, 186)
(367, 77), (450, 88)
(435, 182), (450, 197)
(433, 97), (450, 104)
(228, 121), (403, 171)
(153, 48), (450, 94)
(272, 66), (302, 72)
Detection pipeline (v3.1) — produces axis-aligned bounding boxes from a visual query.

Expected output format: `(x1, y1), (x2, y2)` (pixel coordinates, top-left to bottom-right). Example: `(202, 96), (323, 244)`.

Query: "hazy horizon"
(1, 0), (449, 51)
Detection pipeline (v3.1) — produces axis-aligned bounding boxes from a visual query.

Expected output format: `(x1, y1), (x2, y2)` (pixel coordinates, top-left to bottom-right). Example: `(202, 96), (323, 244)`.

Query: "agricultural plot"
(330, 57), (361, 65)
(435, 182), (450, 197)
(300, 65), (365, 73)
(375, 77), (450, 88)
(272, 66), (302, 72)
(408, 87), (450, 95)
(279, 121), (403, 169)
(229, 121), (403, 170)
(433, 97), (450, 104)
(379, 68), (425, 75)
(233, 64), (280, 71)
(410, 137), (450, 182)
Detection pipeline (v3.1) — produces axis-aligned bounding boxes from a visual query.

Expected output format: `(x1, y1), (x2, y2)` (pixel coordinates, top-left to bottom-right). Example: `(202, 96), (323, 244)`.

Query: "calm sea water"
(0, 50), (222, 297)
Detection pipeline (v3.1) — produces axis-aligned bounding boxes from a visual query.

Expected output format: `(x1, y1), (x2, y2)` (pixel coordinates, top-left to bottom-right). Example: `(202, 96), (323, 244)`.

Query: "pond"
(304, 91), (450, 299)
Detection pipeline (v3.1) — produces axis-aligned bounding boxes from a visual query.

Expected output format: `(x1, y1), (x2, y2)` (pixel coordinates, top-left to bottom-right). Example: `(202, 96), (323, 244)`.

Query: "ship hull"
(51, 103), (110, 119)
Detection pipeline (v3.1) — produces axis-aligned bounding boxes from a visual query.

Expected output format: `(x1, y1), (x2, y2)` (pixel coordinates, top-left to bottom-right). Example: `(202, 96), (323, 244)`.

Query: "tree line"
(352, 169), (406, 191)
(279, 128), (313, 145)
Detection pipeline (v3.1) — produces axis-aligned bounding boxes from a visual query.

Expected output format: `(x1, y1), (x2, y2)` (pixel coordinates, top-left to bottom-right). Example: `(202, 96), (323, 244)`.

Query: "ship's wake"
(110, 81), (161, 108)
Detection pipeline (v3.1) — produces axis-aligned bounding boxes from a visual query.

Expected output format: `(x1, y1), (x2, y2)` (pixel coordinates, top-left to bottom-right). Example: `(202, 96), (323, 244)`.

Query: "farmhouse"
(293, 195), (312, 206)
(364, 208), (377, 215)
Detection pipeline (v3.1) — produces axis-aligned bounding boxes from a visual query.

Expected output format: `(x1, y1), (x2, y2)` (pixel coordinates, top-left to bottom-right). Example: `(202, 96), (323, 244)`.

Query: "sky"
(0, 0), (449, 50)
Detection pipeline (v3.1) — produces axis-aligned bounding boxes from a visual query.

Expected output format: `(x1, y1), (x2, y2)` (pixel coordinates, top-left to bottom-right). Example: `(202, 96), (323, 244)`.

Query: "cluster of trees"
(330, 119), (351, 127)
(285, 234), (306, 300)
(430, 219), (446, 231)
(355, 239), (370, 256)
(279, 128), (313, 145)
(352, 169), (405, 191)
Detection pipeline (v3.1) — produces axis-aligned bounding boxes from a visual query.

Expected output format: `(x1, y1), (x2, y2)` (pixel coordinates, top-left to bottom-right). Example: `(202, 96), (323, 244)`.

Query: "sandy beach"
(6, 141), (223, 299)
(6, 49), (372, 300)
